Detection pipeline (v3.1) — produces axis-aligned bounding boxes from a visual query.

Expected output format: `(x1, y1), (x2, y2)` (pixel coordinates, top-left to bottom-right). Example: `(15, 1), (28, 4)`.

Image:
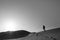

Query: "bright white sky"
(0, 0), (60, 32)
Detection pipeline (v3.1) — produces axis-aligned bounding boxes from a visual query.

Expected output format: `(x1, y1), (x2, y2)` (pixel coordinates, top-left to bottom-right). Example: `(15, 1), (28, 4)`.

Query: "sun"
(5, 21), (15, 31)
(3, 19), (17, 31)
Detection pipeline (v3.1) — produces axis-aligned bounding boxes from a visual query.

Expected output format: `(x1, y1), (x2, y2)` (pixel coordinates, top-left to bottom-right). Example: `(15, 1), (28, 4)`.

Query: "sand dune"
(0, 28), (60, 40)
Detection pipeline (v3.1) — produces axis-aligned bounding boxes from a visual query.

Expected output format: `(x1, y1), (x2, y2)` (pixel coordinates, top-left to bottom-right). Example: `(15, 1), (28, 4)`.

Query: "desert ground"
(0, 28), (60, 40)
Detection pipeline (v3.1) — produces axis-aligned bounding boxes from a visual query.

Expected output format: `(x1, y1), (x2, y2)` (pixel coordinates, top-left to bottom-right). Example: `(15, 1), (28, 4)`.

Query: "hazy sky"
(0, 0), (60, 32)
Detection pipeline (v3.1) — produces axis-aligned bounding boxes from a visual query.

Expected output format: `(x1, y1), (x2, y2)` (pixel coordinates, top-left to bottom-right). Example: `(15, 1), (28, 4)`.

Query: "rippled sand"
(1, 28), (60, 40)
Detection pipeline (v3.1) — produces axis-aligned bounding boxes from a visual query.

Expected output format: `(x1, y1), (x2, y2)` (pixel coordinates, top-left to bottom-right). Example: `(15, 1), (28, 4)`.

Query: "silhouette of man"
(43, 25), (45, 31)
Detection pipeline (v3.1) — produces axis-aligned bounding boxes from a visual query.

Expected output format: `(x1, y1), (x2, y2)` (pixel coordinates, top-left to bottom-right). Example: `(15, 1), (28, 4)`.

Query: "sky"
(0, 0), (60, 32)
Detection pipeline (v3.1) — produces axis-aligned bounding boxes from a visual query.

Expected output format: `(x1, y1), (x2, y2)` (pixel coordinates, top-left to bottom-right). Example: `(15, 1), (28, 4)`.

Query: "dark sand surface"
(1, 28), (60, 40)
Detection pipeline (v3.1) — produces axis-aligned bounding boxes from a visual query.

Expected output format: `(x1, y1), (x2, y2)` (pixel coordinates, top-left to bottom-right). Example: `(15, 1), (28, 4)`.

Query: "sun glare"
(3, 19), (17, 31)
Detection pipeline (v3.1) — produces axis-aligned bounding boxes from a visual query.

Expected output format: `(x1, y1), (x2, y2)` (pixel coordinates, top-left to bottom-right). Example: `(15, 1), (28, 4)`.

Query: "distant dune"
(0, 28), (60, 40)
(0, 30), (31, 40)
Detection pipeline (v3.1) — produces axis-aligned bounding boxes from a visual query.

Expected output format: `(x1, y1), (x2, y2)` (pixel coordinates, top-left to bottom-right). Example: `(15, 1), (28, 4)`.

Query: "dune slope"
(1, 28), (60, 40)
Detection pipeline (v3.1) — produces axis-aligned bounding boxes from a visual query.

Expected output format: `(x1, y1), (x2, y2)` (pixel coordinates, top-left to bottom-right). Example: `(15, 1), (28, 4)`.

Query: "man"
(43, 25), (45, 31)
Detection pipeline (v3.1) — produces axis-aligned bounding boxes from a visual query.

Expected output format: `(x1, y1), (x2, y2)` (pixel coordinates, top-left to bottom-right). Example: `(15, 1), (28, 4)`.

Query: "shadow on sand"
(0, 30), (31, 40)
